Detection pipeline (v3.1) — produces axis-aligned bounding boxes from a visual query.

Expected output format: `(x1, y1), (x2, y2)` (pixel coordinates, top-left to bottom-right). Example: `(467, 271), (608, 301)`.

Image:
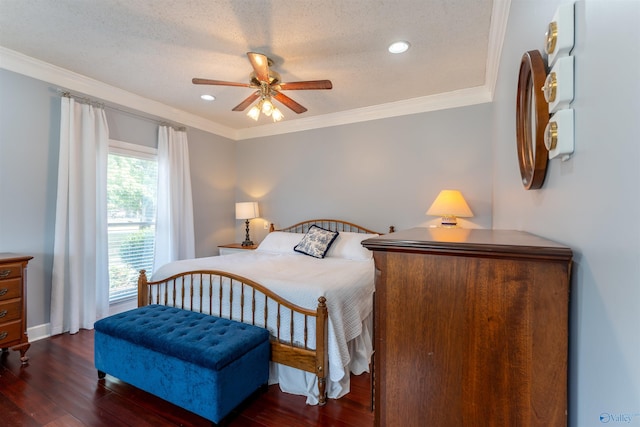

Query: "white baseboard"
(26, 299), (137, 342)
(109, 298), (137, 315)
(27, 323), (51, 342)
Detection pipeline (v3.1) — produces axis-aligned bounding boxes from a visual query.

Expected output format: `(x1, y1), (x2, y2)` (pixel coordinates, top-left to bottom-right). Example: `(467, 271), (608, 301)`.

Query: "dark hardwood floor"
(0, 330), (374, 426)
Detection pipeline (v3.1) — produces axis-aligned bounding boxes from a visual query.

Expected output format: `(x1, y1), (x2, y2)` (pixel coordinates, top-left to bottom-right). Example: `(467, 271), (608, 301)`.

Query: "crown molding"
(0, 46), (237, 139)
(235, 86), (492, 140)
(484, 0), (512, 95)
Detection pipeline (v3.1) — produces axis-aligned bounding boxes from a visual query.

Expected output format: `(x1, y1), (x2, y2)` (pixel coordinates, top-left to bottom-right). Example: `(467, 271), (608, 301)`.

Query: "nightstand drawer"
(0, 299), (22, 323)
(0, 278), (22, 301)
(0, 263), (23, 280)
(0, 320), (21, 346)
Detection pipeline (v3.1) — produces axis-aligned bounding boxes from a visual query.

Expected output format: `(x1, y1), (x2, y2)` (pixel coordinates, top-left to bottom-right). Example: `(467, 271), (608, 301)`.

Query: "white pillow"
(325, 232), (379, 260)
(256, 231), (304, 254)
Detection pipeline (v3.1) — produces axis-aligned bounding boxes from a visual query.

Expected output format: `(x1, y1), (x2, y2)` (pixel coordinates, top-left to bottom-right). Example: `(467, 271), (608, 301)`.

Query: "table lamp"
(235, 202), (259, 246)
(426, 190), (473, 227)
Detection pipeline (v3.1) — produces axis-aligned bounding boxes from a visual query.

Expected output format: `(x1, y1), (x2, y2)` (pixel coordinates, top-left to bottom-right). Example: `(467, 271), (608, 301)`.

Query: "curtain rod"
(57, 89), (186, 132)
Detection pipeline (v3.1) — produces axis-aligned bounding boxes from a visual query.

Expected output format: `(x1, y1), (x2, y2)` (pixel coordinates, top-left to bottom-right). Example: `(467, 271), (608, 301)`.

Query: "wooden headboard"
(270, 219), (394, 234)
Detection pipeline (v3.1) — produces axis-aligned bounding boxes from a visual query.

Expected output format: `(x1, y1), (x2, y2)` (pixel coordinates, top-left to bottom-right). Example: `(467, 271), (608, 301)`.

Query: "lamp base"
(242, 219), (254, 246)
(440, 216), (459, 228)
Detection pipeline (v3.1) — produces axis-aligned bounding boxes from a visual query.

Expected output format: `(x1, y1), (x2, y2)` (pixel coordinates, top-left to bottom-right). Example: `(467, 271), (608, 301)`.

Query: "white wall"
(492, 1), (640, 425)
(236, 103), (495, 243)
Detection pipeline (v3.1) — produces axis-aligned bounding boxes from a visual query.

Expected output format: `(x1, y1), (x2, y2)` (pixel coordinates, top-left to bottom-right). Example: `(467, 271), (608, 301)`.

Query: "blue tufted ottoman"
(94, 304), (270, 424)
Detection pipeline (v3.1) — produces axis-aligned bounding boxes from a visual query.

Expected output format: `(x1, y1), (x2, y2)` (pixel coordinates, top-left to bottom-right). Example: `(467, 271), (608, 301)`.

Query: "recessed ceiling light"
(388, 41), (410, 54)
(200, 94), (215, 101)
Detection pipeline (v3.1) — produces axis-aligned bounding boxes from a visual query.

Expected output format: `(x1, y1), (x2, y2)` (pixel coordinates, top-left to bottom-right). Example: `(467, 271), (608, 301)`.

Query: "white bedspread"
(151, 250), (375, 404)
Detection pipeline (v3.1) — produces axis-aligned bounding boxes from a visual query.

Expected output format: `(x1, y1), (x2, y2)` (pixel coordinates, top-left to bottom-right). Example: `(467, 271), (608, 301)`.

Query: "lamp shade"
(426, 190), (473, 227)
(235, 202), (259, 220)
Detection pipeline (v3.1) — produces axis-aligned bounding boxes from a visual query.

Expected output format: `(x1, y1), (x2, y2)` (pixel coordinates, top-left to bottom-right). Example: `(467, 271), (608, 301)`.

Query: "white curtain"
(153, 126), (195, 271)
(51, 97), (109, 335)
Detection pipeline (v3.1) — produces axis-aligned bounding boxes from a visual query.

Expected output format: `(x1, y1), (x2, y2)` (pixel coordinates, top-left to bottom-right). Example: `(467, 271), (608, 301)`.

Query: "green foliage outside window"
(107, 152), (157, 301)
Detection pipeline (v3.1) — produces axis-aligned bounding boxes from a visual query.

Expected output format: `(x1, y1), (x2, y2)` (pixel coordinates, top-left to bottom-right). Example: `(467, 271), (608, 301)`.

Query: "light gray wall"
(236, 104), (494, 243)
(0, 70), (60, 328)
(0, 68), (236, 330)
(107, 109), (158, 149)
(187, 127), (237, 256)
(492, 1), (640, 426)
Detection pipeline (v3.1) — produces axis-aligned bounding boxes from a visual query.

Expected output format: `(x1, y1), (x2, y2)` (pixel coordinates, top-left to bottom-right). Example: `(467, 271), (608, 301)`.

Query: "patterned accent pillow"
(294, 225), (339, 259)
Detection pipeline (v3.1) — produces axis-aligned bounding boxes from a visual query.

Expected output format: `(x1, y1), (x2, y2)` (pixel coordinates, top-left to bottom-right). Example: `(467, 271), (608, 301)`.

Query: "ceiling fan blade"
(247, 52), (270, 83)
(232, 91), (261, 111)
(278, 80), (333, 90)
(192, 78), (251, 87)
(272, 92), (308, 114)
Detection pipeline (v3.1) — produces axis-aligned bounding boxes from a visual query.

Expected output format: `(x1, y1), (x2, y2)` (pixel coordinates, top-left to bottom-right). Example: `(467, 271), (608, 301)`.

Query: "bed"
(137, 219), (391, 405)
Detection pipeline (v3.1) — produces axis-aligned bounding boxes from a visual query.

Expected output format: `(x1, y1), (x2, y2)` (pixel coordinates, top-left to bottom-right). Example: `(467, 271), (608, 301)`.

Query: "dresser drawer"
(0, 278), (22, 301)
(0, 263), (23, 280)
(0, 254), (32, 361)
(0, 299), (22, 323)
(0, 319), (22, 346)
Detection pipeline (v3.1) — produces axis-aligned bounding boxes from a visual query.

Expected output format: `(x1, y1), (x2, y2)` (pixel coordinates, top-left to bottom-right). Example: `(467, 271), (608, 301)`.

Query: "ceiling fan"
(192, 52), (332, 121)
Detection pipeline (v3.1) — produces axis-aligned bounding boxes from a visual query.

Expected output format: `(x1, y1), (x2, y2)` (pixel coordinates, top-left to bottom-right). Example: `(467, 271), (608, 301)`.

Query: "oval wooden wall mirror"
(516, 50), (549, 190)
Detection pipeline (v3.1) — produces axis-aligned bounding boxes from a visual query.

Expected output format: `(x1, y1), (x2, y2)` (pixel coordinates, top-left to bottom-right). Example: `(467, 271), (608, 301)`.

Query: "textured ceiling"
(0, 0), (504, 137)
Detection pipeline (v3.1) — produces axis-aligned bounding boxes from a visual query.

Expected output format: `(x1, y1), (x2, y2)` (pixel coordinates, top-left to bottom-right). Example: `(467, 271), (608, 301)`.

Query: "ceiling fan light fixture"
(200, 94), (215, 101)
(247, 104), (261, 121)
(261, 98), (274, 116)
(388, 40), (410, 54)
(194, 52), (331, 122)
(272, 108), (284, 122)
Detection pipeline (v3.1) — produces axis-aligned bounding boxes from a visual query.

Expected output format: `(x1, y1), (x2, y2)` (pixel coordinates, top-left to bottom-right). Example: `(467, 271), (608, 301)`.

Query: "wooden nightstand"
(218, 243), (258, 255)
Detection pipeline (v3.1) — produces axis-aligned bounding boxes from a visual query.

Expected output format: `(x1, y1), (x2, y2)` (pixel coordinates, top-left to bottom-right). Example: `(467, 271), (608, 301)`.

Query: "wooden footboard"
(137, 269), (330, 405)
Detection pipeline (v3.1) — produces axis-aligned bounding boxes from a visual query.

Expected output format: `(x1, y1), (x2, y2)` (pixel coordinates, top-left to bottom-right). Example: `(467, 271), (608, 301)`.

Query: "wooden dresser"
(0, 253), (33, 363)
(362, 228), (572, 427)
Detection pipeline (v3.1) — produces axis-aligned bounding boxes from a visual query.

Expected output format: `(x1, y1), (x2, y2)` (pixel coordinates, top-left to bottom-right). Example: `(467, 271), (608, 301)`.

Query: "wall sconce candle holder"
(543, 56), (574, 113)
(545, 109), (574, 161)
(545, 3), (575, 67)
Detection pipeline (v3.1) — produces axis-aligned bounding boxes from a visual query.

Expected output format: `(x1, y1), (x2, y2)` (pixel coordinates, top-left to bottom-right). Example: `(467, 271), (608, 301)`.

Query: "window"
(107, 140), (157, 303)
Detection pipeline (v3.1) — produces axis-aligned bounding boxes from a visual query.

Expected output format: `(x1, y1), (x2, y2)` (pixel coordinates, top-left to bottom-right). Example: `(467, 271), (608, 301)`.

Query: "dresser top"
(362, 227), (572, 261)
(0, 253), (33, 263)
